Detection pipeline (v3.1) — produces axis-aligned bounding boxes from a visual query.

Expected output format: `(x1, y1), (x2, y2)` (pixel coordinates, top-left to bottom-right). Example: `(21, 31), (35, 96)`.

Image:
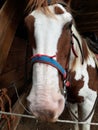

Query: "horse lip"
(32, 110), (58, 122)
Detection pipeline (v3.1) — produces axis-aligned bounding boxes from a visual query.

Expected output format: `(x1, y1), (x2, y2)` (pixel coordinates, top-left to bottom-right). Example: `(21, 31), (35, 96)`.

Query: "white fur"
(30, 4), (72, 89)
(29, 4), (72, 95)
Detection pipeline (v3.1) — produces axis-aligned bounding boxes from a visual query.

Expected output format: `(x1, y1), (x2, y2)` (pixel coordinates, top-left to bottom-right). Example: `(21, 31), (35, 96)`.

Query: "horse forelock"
(25, 0), (70, 15)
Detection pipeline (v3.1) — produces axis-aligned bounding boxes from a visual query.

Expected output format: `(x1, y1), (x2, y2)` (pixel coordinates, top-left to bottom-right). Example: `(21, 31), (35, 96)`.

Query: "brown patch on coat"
(56, 22), (78, 96)
(82, 38), (89, 60)
(57, 24), (71, 69)
(54, 6), (64, 14)
(24, 15), (36, 49)
(87, 65), (98, 92)
(54, 3), (71, 15)
(56, 23), (72, 89)
(67, 71), (84, 103)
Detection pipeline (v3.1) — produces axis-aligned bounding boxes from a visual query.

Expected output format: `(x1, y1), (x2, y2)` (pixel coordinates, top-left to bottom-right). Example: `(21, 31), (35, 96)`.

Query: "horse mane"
(25, 0), (71, 17)
(25, 0), (57, 15)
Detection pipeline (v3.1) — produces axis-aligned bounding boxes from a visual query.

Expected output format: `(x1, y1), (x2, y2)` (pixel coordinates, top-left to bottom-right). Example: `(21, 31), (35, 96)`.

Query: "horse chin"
(32, 110), (58, 122)
(31, 108), (63, 122)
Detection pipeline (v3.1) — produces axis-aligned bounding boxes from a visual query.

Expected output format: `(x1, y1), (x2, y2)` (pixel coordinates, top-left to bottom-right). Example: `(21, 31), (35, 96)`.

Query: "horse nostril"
(58, 98), (63, 106)
(27, 100), (31, 107)
(44, 110), (54, 119)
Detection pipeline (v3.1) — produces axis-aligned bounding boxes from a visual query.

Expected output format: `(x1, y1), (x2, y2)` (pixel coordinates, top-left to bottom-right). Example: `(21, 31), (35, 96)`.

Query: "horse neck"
(69, 25), (96, 72)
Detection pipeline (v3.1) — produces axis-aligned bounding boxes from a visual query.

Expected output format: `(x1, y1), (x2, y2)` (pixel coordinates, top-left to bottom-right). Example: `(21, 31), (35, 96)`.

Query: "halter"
(31, 54), (66, 79)
(31, 54), (70, 96)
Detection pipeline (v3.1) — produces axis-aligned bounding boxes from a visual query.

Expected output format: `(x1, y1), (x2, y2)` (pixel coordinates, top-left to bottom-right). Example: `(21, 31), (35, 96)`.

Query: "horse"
(24, 2), (98, 130)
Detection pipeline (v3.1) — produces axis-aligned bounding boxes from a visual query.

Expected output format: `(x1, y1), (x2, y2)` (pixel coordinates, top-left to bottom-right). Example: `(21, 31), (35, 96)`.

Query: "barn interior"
(0, 0), (98, 130)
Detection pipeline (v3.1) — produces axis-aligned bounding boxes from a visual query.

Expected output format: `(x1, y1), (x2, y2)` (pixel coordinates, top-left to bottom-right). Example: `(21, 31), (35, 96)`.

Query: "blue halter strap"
(31, 54), (67, 79)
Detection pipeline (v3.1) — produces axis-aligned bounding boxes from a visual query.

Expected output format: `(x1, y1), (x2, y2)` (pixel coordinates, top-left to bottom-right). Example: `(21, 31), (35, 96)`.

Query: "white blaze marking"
(30, 4), (72, 89)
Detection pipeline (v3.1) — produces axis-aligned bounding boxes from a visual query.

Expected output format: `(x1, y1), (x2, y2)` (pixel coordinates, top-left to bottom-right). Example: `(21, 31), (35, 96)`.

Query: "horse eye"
(66, 21), (72, 29)
(69, 22), (72, 29)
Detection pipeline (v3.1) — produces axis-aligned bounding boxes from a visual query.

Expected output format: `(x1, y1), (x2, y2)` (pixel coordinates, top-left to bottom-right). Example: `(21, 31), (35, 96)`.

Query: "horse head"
(25, 3), (73, 122)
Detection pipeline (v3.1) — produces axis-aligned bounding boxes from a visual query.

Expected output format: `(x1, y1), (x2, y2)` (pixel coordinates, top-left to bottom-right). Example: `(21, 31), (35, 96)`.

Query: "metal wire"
(0, 111), (98, 126)
(5, 82), (98, 126)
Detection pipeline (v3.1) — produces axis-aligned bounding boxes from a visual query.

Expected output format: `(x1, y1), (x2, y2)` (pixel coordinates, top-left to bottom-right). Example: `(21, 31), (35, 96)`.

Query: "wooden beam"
(72, 12), (98, 33)
(71, 0), (98, 13)
(0, 0), (26, 74)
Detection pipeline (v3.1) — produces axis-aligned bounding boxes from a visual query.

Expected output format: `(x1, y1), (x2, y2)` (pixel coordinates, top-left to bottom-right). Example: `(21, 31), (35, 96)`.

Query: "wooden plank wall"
(0, 0), (27, 74)
(70, 0), (98, 33)
(0, 1), (33, 128)
(0, 36), (32, 94)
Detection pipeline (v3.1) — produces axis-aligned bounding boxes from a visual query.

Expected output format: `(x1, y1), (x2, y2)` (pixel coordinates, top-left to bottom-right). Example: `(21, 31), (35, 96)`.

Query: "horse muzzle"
(27, 90), (65, 122)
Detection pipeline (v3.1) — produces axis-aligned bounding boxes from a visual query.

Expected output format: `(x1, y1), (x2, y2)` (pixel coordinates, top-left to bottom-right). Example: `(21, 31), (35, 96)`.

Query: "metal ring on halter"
(63, 80), (67, 94)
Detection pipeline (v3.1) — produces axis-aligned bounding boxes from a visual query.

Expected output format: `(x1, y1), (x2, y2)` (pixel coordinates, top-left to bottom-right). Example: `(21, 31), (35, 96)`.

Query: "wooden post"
(0, 0), (27, 74)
